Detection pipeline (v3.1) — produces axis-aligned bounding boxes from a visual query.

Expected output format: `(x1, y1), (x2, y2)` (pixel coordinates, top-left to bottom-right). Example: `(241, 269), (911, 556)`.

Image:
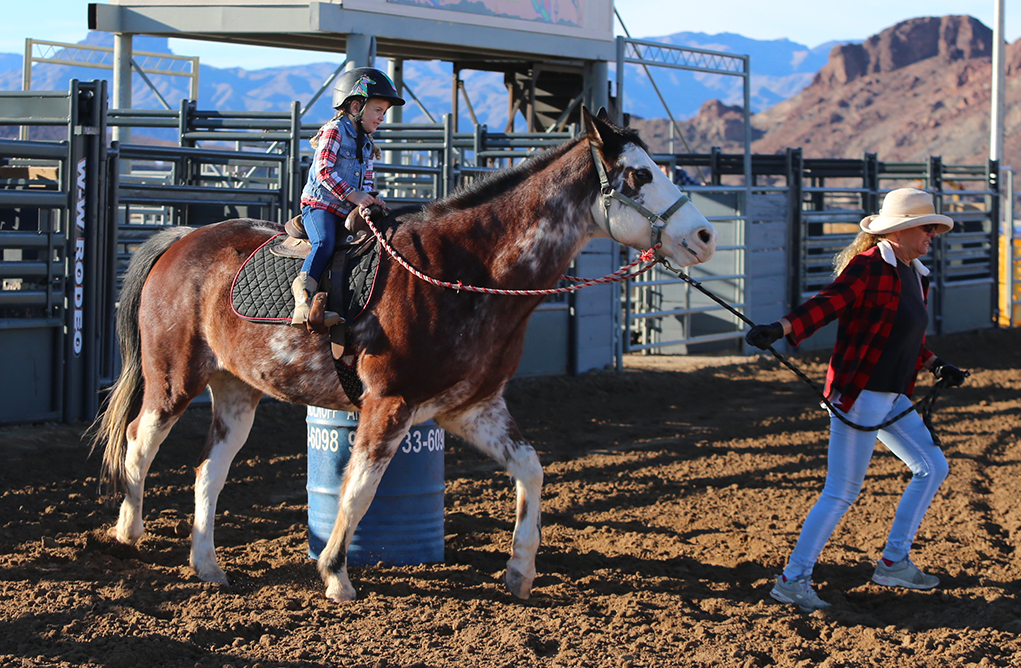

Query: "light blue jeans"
(300, 206), (342, 283)
(783, 390), (949, 581)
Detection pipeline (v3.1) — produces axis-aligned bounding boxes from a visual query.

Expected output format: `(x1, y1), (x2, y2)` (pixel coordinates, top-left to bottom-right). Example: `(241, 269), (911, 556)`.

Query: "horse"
(93, 108), (717, 603)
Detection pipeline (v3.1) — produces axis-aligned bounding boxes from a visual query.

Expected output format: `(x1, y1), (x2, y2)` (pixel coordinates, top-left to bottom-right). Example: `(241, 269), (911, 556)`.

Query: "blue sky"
(4, 1), (1018, 69)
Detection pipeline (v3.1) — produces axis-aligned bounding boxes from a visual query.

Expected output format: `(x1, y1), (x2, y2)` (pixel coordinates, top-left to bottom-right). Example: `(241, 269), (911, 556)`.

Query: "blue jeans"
(300, 206), (342, 282)
(783, 390), (949, 581)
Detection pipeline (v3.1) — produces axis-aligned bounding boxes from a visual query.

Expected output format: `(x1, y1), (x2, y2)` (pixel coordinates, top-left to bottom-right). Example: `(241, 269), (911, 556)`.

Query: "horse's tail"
(91, 226), (195, 497)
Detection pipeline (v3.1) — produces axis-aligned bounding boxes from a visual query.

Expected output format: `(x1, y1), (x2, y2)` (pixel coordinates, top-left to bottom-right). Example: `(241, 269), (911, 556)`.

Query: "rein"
(658, 258), (950, 439)
(361, 213), (662, 295)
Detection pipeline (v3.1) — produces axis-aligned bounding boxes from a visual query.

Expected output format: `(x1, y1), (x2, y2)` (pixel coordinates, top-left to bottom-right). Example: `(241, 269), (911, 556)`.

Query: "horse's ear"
(583, 106), (607, 146)
(595, 107), (610, 122)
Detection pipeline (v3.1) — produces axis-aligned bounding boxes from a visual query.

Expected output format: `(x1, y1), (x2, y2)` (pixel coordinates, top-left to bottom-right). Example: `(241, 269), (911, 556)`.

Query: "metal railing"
(623, 183), (751, 354)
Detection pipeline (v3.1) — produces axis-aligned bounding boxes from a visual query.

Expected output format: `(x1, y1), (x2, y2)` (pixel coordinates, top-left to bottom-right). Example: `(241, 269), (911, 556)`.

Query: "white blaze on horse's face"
(597, 144), (717, 267)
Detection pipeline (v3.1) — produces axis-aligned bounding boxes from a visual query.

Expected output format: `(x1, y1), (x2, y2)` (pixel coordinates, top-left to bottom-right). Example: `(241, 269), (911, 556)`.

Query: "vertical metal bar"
(189, 55), (200, 102)
(786, 148), (803, 312)
(742, 54), (752, 199)
(991, 0), (1005, 164)
(451, 70), (460, 135)
(614, 37), (625, 126)
(741, 54), (752, 338)
(289, 100), (302, 219)
(1008, 168), (1016, 326)
(178, 98), (191, 148)
(83, 80), (106, 419)
(105, 140), (121, 384)
(62, 80), (81, 423)
(442, 113), (454, 198)
(931, 156), (945, 333)
(20, 39), (32, 140)
(113, 33), (133, 144)
(989, 159), (1001, 326)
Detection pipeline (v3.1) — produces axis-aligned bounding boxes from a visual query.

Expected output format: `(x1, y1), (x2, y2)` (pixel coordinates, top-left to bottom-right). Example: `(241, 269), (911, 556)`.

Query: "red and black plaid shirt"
(301, 118), (374, 217)
(784, 245), (934, 411)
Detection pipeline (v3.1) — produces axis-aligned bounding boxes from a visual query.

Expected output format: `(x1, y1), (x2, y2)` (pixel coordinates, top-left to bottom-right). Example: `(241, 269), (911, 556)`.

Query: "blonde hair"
(308, 100), (382, 159)
(833, 230), (882, 275)
(309, 108), (346, 150)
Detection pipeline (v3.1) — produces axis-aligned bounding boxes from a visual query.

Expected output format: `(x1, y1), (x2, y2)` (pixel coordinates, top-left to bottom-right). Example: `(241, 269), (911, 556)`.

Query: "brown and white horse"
(94, 109), (716, 603)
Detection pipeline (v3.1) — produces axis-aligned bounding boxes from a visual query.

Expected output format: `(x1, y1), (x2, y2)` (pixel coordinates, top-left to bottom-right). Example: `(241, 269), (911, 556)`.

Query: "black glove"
(746, 322), (785, 350)
(931, 358), (967, 388)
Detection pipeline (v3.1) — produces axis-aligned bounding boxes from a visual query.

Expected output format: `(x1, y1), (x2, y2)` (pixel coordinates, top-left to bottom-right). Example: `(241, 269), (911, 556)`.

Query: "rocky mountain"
(752, 15), (1011, 167)
(634, 15), (1018, 173)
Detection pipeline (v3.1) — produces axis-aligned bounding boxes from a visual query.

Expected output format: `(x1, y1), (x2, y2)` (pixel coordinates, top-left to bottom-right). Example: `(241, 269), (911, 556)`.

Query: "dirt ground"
(1, 327), (1020, 668)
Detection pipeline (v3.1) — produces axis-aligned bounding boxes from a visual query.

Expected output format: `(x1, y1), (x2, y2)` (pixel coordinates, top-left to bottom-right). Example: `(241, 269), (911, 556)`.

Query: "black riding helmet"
(331, 67), (406, 110)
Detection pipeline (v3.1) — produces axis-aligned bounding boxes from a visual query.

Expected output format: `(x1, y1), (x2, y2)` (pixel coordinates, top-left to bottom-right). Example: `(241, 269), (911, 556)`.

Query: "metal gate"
(0, 80), (117, 423)
(624, 150), (1002, 356)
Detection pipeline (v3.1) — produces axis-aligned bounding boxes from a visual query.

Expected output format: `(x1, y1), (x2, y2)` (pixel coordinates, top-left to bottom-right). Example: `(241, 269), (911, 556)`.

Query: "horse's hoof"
(504, 568), (534, 600)
(192, 562), (230, 586)
(109, 525), (139, 546)
(325, 581), (357, 603)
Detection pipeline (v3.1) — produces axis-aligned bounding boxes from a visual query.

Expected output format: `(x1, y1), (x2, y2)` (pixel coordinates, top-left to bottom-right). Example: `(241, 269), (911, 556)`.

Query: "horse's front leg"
(439, 396), (543, 599)
(318, 396), (413, 603)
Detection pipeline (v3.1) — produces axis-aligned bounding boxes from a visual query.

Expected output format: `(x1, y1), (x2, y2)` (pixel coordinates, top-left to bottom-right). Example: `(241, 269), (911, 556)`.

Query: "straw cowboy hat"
(860, 188), (954, 235)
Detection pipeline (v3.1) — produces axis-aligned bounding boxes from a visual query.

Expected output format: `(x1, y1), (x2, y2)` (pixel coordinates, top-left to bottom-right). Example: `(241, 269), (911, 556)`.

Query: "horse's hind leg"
(113, 408), (184, 544)
(318, 396), (413, 603)
(438, 396), (543, 600)
(190, 373), (263, 585)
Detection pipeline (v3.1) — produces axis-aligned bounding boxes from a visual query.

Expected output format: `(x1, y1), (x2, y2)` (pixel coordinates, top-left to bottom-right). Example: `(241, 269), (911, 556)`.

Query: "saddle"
(270, 207), (373, 261)
(229, 207), (391, 406)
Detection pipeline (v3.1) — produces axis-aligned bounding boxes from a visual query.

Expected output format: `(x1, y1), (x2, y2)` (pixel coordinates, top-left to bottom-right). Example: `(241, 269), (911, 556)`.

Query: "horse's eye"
(634, 168), (654, 184)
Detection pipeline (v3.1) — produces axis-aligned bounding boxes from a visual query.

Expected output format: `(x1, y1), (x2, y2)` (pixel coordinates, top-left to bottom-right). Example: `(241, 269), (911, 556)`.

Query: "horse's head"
(584, 108), (716, 267)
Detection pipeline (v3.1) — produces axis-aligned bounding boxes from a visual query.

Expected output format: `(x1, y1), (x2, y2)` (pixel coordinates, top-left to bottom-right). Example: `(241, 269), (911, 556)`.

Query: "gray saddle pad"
(230, 234), (296, 323)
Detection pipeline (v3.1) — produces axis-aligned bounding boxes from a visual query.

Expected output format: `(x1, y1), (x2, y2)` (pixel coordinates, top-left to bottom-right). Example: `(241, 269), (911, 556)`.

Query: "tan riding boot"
(291, 272), (342, 329)
(290, 272), (317, 327)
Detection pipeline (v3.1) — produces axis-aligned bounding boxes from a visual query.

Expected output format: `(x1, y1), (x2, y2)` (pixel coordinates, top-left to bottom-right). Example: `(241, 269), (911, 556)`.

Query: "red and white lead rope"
(363, 213), (659, 296)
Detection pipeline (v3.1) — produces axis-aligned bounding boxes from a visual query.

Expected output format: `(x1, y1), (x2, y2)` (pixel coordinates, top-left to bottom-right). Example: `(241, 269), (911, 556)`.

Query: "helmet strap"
(344, 99), (368, 162)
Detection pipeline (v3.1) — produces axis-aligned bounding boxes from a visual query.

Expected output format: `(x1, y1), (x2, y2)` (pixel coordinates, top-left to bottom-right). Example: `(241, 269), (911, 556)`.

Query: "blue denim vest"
(301, 115), (374, 215)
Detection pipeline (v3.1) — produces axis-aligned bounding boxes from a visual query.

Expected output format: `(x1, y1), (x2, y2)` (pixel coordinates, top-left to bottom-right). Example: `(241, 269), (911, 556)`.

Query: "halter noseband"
(589, 139), (698, 261)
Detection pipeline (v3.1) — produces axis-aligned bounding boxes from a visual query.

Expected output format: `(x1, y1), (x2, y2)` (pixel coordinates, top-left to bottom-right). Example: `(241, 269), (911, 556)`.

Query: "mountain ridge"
(4, 18), (1015, 172)
(633, 15), (1018, 175)
(0, 29), (841, 129)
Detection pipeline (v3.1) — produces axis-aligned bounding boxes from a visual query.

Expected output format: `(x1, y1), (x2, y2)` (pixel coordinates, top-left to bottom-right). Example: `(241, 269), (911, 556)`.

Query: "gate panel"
(0, 80), (115, 425)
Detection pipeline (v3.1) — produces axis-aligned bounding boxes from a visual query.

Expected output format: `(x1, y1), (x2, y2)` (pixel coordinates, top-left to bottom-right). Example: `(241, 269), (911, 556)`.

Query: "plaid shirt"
(784, 245), (935, 411)
(301, 116), (375, 216)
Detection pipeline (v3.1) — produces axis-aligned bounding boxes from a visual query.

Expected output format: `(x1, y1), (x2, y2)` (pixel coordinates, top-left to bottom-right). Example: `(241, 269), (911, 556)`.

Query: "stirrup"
(290, 305), (310, 327)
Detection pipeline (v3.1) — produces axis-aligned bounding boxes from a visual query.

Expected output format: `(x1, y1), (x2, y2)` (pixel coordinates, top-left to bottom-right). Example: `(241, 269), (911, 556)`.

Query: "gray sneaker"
(872, 558), (939, 590)
(770, 575), (831, 612)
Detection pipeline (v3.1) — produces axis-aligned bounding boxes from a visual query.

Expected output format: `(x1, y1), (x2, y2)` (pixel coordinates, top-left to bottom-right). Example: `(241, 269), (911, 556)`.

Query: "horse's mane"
(425, 121), (647, 215)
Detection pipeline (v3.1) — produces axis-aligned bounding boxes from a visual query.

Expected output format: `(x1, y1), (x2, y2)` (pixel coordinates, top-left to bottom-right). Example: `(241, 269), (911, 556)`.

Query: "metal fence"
(0, 81), (586, 424)
(624, 149), (1004, 355)
(0, 80), (117, 422)
(0, 81), (1008, 424)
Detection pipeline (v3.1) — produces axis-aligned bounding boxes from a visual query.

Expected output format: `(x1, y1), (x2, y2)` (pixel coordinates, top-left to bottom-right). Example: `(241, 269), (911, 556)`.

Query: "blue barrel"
(306, 406), (445, 566)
